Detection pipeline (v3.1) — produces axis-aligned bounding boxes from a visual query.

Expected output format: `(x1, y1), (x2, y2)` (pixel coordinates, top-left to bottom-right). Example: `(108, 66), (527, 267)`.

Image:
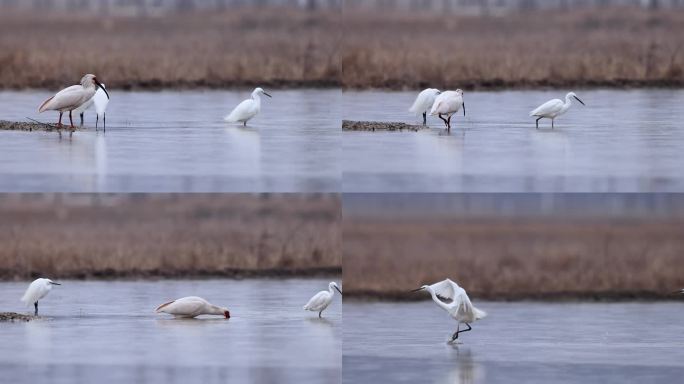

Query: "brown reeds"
(0, 8), (341, 89)
(0, 194), (340, 280)
(343, 217), (684, 300)
(342, 7), (684, 89)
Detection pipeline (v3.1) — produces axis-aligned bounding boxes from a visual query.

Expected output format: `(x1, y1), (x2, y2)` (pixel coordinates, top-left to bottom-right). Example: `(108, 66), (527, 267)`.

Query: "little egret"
(304, 281), (342, 318)
(412, 278), (486, 342)
(74, 83), (110, 131)
(20, 278), (61, 316)
(155, 296), (230, 319)
(409, 88), (441, 125)
(39, 74), (110, 129)
(429, 89), (466, 131)
(530, 92), (585, 129)
(224, 87), (272, 126)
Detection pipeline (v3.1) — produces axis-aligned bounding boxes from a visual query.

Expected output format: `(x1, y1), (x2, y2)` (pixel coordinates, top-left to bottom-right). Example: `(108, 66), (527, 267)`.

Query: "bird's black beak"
(263, 92), (272, 98)
(574, 96), (585, 106)
(463, 102), (466, 116)
(95, 80), (110, 100)
(410, 287), (424, 293)
(51, 282), (61, 285)
(335, 286), (343, 295)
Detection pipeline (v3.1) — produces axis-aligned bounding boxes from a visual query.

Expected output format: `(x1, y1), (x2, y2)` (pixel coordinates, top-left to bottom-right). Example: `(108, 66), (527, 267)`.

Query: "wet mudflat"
(0, 278), (341, 384)
(343, 301), (684, 383)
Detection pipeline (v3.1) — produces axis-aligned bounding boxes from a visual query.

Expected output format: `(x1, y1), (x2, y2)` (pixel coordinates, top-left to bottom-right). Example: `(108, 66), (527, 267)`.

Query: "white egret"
(304, 281), (342, 318)
(409, 88), (441, 125)
(530, 92), (585, 129)
(74, 83), (110, 131)
(39, 74), (110, 128)
(429, 89), (466, 131)
(224, 87), (272, 126)
(412, 278), (486, 342)
(155, 296), (230, 319)
(20, 278), (61, 316)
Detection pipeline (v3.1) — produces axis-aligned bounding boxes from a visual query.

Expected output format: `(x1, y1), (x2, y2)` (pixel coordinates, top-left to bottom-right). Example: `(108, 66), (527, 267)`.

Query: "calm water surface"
(0, 89), (340, 192)
(0, 279), (341, 384)
(343, 89), (684, 192)
(344, 301), (684, 383)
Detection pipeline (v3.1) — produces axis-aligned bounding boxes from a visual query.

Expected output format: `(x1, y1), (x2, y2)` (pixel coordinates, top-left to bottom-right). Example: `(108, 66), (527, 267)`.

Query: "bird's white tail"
(473, 306), (487, 320)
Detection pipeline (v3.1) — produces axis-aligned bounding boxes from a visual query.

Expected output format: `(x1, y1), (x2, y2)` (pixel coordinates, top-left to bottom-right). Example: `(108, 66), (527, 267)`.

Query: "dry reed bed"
(343, 218), (684, 300)
(0, 194), (340, 280)
(342, 7), (684, 89)
(0, 8), (340, 89)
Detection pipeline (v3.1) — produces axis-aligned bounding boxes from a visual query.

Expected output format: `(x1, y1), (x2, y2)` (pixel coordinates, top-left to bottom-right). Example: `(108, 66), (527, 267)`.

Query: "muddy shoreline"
(342, 120), (428, 132)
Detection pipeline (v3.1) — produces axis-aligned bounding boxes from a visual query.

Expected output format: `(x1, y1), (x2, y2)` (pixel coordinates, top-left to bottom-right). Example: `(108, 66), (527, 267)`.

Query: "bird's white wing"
(40, 85), (87, 112)
(225, 99), (257, 122)
(303, 291), (328, 310)
(20, 279), (49, 305)
(429, 92), (462, 115)
(530, 99), (563, 117)
(73, 97), (95, 114)
(429, 278), (462, 302)
(156, 296), (206, 316)
(409, 89), (438, 115)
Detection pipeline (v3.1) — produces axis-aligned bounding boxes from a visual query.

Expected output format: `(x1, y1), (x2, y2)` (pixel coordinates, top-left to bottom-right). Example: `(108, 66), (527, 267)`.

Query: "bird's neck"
(328, 286), (336, 296)
(207, 305), (225, 316)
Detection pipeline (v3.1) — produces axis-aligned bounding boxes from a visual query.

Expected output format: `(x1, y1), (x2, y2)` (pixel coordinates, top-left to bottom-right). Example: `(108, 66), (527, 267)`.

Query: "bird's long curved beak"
(463, 102), (466, 116)
(574, 96), (585, 106)
(410, 287), (424, 293)
(95, 80), (110, 100)
(263, 92), (272, 98)
(335, 286), (343, 295)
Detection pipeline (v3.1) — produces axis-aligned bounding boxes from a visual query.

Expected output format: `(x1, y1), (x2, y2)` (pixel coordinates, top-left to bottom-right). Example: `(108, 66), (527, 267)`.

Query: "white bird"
(429, 89), (466, 131)
(529, 92), (585, 129)
(155, 296), (230, 319)
(224, 87), (272, 126)
(73, 83), (110, 131)
(304, 281), (342, 318)
(409, 88), (441, 125)
(20, 278), (61, 316)
(39, 74), (110, 129)
(412, 278), (486, 342)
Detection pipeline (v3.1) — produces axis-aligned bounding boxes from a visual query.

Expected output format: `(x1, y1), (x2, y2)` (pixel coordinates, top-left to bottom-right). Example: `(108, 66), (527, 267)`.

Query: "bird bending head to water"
(155, 296), (230, 319)
(429, 89), (465, 131)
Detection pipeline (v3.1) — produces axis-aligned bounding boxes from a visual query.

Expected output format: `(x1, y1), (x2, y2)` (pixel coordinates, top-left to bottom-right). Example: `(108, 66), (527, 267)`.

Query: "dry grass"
(0, 194), (340, 280)
(344, 217), (684, 300)
(342, 7), (684, 89)
(0, 8), (340, 89)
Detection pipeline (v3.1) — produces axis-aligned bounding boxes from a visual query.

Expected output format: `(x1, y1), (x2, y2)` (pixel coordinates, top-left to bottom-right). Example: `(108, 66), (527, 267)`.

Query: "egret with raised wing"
(409, 88), (441, 125)
(155, 296), (230, 319)
(38, 74), (110, 129)
(530, 92), (585, 129)
(224, 87), (272, 126)
(74, 83), (110, 131)
(304, 281), (342, 318)
(20, 278), (61, 316)
(412, 278), (486, 342)
(429, 89), (466, 131)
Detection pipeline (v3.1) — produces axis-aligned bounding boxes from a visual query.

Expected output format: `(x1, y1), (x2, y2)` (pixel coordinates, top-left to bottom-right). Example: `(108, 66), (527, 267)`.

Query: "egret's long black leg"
(536, 117), (542, 129)
(96, 115), (99, 131)
(103, 113), (106, 133)
(34, 302), (38, 316)
(58, 112), (63, 127)
(69, 111), (74, 129)
(318, 311), (322, 318)
(552, 119), (555, 129)
(451, 323), (460, 341)
(243, 121), (247, 127)
(447, 115), (452, 132)
(422, 112), (427, 125)
(80, 112), (84, 126)
(438, 114), (449, 128)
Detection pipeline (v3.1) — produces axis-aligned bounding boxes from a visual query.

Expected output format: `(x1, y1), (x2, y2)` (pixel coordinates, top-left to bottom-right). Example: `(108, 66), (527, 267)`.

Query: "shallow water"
(342, 89), (684, 192)
(0, 89), (340, 192)
(0, 279), (341, 384)
(343, 301), (684, 383)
